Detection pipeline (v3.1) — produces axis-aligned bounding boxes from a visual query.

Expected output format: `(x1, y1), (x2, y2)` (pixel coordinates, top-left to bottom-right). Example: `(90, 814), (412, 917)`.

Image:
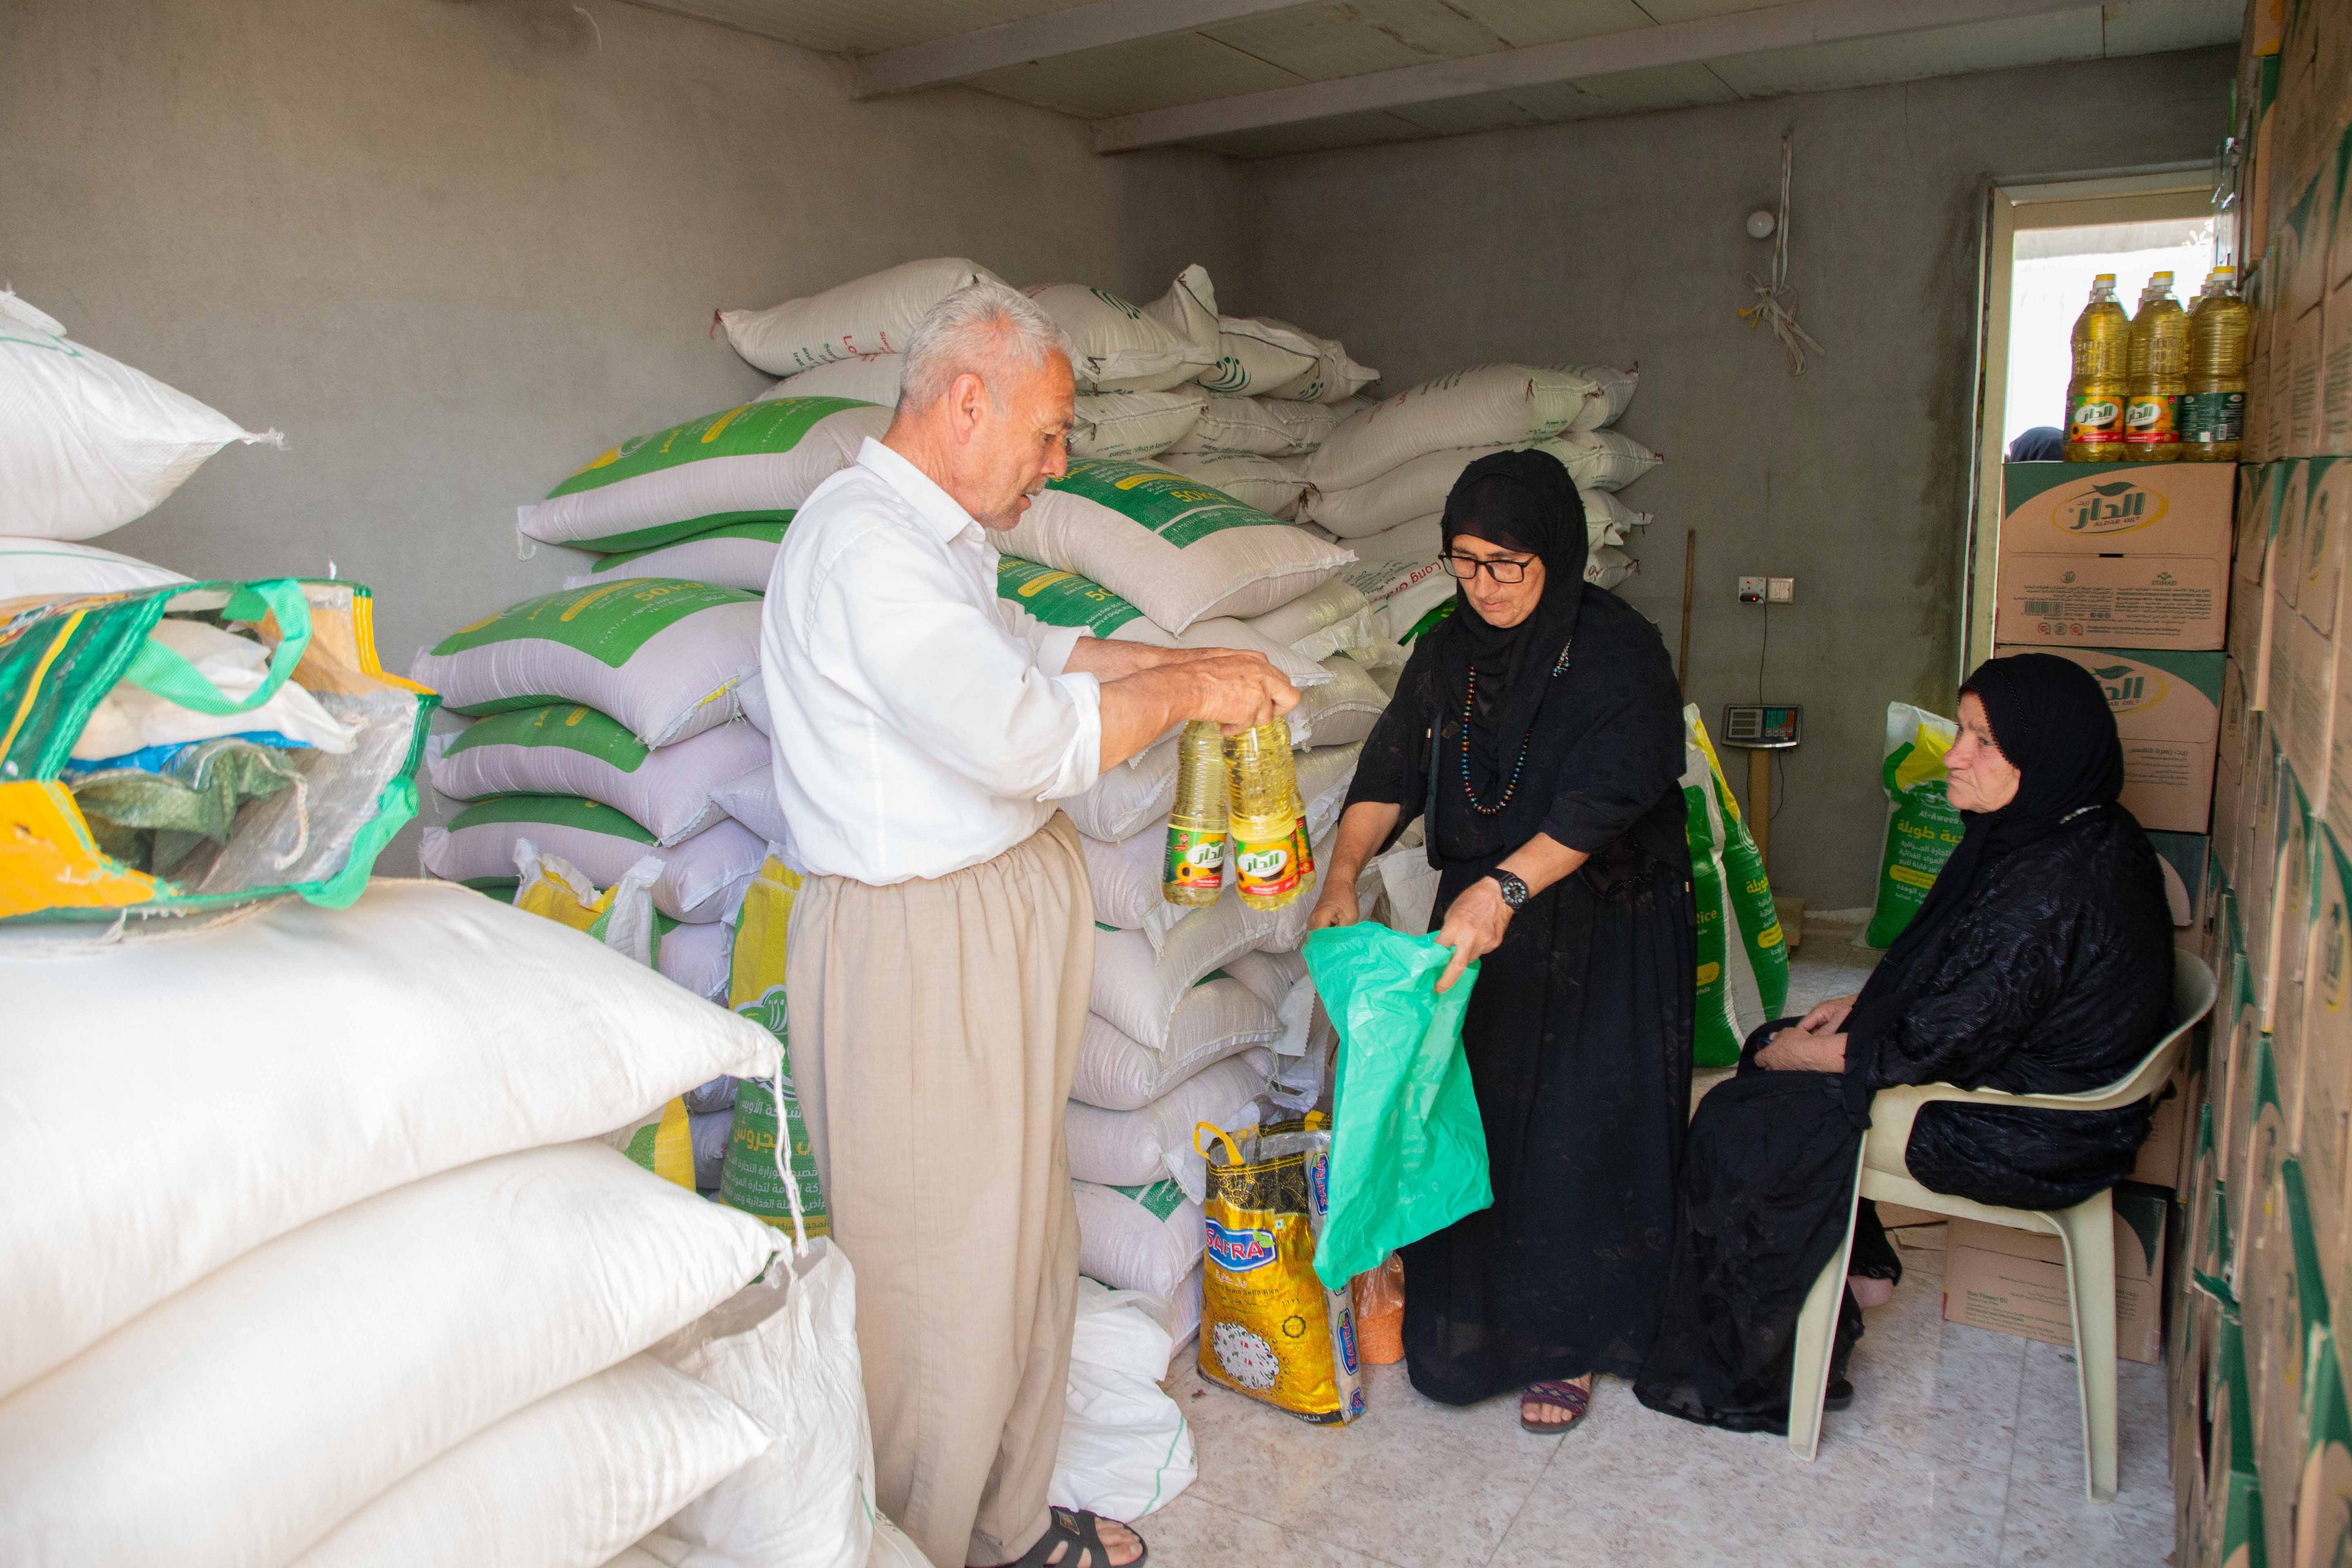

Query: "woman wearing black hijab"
(1308, 448), (1694, 1434)
(1634, 653), (2174, 1433)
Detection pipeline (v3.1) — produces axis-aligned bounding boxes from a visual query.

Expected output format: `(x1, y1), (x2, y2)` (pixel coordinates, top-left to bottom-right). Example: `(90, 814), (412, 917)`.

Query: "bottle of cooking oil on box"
(2064, 273), (2131, 461)
(1223, 722), (1314, 911)
(1164, 720), (1229, 907)
(2124, 272), (2186, 461)
(2182, 266), (2250, 462)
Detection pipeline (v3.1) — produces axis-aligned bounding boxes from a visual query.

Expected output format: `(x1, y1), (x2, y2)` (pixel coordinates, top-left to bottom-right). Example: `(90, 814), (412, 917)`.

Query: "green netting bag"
(1302, 922), (1491, 1289)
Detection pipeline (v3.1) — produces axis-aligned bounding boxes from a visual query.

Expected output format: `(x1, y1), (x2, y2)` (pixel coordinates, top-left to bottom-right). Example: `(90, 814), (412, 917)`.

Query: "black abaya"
(1346, 570), (1692, 1403)
(1634, 655), (2174, 1433)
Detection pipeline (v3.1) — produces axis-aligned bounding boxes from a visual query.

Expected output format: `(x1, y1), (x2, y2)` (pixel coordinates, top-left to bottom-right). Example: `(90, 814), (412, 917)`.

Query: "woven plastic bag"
(1301, 923), (1490, 1289)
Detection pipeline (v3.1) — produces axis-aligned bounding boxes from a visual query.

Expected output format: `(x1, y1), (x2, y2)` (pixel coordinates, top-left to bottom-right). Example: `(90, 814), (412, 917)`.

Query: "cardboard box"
(2326, 278), (2352, 455)
(2249, 739), (2286, 1022)
(2280, 599), (2337, 799)
(2203, 1298), (2263, 1568)
(2301, 819), (2352, 1284)
(2149, 829), (2212, 930)
(2268, 760), (2319, 1120)
(1991, 644), (2222, 832)
(2134, 1069), (2190, 1191)
(2250, 1162), (2328, 1568)
(1996, 462), (2236, 650)
(2293, 1340), (2352, 1568)
(2220, 658), (2257, 871)
(1942, 1183), (2168, 1363)
(1873, 1203), (1944, 1230)
(2293, 306), (2329, 458)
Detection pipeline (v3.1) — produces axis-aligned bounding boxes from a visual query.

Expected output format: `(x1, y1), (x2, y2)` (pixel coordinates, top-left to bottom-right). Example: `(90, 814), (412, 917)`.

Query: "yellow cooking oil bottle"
(1223, 722), (1314, 911)
(2064, 273), (2132, 461)
(1164, 720), (1229, 907)
(2124, 271), (2187, 461)
(2182, 265), (2250, 462)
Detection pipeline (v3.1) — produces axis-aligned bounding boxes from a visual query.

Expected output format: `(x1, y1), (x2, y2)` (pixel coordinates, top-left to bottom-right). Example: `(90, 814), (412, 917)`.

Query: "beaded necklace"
(1457, 636), (1574, 815)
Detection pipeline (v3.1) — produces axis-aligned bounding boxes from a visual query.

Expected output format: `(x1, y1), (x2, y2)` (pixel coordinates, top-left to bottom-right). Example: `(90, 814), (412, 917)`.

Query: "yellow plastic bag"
(722, 855), (829, 1237)
(1196, 1118), (1362, 1424)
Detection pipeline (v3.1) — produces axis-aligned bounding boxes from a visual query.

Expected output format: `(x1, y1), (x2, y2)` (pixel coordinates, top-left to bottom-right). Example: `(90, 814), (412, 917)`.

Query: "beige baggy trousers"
(786, 813), (1094, 1568)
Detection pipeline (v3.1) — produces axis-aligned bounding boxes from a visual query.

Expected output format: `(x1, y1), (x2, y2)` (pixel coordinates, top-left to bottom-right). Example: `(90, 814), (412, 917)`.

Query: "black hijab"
(1435, 449), (1590, 781)
(1870, 652), (2127, 995)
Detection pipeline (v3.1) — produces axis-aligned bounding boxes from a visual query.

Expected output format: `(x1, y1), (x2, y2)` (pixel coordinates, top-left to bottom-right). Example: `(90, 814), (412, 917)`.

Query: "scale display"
(1721, 704), (1801, 748)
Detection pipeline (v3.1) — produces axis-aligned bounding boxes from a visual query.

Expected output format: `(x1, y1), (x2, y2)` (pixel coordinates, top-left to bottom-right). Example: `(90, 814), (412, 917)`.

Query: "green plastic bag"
(1681, 706), (1787, 1066)
(1302, 922), (1491, 1289)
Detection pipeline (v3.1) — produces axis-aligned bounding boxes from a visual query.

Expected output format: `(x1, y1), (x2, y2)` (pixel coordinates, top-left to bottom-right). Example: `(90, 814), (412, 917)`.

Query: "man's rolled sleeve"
(1041, 671), (1104, 801)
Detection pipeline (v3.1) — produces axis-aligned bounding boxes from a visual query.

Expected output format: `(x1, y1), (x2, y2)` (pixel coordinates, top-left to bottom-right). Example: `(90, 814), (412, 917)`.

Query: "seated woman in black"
(1634, 652), (2174, 1432)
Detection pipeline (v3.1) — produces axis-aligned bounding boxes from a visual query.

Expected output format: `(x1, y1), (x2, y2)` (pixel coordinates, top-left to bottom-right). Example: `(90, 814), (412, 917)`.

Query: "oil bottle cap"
(2212, 265), (2236, 278)
(2152, 271), (2173, 282)
(2094, 273), (2116, 282)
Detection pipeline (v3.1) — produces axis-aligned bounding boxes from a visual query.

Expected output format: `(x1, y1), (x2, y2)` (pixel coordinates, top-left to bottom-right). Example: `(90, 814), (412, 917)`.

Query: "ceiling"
(625, 0), (2243, 157)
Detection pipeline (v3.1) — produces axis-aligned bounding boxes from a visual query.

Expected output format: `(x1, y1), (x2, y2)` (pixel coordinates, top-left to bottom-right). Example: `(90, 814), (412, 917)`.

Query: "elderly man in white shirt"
(763, 282), (1294, 1568)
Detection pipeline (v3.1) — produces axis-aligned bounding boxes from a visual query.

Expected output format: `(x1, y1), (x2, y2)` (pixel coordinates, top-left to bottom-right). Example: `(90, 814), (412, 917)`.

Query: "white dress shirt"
(760, 439), (1103, 884)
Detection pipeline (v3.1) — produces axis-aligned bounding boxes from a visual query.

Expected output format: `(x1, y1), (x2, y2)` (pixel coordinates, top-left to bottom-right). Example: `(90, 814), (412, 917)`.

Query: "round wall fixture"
(1746, 208), (1777, 240)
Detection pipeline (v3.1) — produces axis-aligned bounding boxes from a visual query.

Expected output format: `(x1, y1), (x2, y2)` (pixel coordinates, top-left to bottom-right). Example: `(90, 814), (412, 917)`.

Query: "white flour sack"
(0, 880), (778, 1398)
(431, 705), (770, 844)
(519, 399), (888, 553)
(709, 760), (789, 848)
(1072, 984), (1282, 1112)
(1071, 388), (1207, 459)
(1548, 427), (1662, 491)
(1026, 284), (1215, 393)
(1585, 486), (1651, 538)
(412, 579), (762, 748)
(1559, 363), (1639, 430)
(1140, 264), (1220, 367)
(1267, 322), (1380, 405)
(1201, 316), (1319, 396)
(1082, 826), (1172, 931)
(1348, 513), (1441, 565)
(1159, 448), (1309, 519)
(1067, 1053), (1272, 1197)
(1586, 545), (1638, 590)
(286, 1357), (769, 1568)
(0, 290), (279, 541)
(1304, 364), (1602, 492)
(426, 798), (765, 922)
(1250, 556), (1453, 662)
(1064, 733), (1181, 842)
(1166, 394), (1341, 458)
(0, 1145), (778, 1568)
(1074, 1178), (1204, 1298)
(0, 536), (186, 602)
(1296, 658), (1387, 747)
(1000, 458), (1353, 632)
(659, 921), (734, 1003)
(720, 257), (1004, 375)
(756, 353), (903, 407)
(580, 519), (788, 594)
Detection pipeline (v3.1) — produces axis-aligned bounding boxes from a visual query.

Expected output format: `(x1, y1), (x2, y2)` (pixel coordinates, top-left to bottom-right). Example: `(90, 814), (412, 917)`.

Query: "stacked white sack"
(0, 881), (893, 1568)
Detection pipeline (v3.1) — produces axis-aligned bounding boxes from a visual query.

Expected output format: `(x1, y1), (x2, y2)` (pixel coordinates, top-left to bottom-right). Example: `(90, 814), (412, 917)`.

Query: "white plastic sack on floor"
(0, 290), (279, 541)
(652, 1104), (876, 1568)
(1025, 283), (1215, 393)
(720, 258), (1004, 376)
(756, 353), (905, 407)
(0, 880), (781, 1398)
(1074, 1178), (1203, 1298)
(1071, 388), (1208, 459)
(1067, 1052), (1272, 1199)
(287, 1356), (770, 1568)
(0, 536), (186, 603)
(0, 1144), (779, 1568)
(1000, 458), (1352, 632)
(1304, 364), (1600, 492)
(1050, 1278), (1197, 1522)
(1072, 990), (1281, 1113)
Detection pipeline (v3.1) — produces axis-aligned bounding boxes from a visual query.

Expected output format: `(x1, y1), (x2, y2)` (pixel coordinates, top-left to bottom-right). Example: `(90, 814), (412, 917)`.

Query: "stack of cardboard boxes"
(2161, 8), (2352, 1563)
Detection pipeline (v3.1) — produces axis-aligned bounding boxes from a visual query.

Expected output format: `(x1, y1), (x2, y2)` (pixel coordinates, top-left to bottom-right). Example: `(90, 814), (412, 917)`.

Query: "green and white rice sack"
(423, 796), (766, 923)
(1200, 317), (1320, 397)
(429, 705), (771, 845)
(999, 459), (1352, 633)
(1074, 1178), (1203, 1299)
(412, 580), (761, 748)
(578, 521), (788, 594)
(517, 399), (887, 552)
(1866, 702), (1963, 949)
(1158, 448), (1309, 519)
(994, 555), (1330, 690)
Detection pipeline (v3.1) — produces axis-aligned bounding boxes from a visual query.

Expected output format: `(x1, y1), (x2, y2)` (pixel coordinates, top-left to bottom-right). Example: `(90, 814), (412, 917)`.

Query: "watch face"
(1498, 872), (1528, 908)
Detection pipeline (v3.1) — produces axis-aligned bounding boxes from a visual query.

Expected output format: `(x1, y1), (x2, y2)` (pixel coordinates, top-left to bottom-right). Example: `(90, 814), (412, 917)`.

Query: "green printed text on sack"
(548, 399), (873, 498)
(430, 579), (754, 672)
(1051, 458), (1285, 549)
(996, 556), (1145, 635)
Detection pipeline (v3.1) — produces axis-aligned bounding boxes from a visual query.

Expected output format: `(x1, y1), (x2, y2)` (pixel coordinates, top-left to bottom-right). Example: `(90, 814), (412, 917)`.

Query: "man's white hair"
(897, 281), (1075, 415)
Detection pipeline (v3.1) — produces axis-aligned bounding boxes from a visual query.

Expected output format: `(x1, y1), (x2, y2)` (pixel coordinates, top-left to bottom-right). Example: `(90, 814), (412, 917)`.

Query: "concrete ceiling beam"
(851, 0), (1311, 98)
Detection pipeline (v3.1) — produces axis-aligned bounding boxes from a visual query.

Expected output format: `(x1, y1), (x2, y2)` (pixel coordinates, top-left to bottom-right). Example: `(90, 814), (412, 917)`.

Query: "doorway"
(1963, 169), (2222, 673)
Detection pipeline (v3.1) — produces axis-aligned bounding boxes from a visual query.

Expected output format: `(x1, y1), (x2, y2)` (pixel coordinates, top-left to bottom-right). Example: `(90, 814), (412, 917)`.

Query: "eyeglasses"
(1439, 552), (1534, 584)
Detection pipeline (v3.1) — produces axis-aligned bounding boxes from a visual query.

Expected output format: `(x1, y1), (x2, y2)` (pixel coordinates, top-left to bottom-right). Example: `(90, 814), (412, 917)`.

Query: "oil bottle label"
(2124, 393), (2179, 443)
(2067, 394), (2125, 444)
(2181, 390), (2245, 443)
(1164, 825), (1227, 892)
(1232, 831), (1301, 901)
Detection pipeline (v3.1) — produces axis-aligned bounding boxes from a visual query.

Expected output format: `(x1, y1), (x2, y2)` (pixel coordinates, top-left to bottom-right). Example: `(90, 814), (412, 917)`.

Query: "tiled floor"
(1137, 918), (2182, 1567)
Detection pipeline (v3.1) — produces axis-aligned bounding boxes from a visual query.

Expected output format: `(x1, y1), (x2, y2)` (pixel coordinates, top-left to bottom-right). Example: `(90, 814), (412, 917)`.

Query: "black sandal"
(987, 1506), (1148, 1568)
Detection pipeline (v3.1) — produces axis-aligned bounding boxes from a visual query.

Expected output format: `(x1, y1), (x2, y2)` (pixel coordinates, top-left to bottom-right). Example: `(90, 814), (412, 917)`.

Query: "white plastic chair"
(1784, 949), (2215, 1501)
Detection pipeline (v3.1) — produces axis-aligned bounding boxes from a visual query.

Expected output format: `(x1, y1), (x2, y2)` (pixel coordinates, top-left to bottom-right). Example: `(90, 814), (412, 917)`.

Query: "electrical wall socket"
(1768, 577), (1795, 604)
(1738, 576), (1766, 603)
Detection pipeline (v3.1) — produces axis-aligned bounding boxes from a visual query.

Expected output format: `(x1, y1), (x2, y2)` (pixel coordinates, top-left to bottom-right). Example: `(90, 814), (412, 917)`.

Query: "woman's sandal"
(1519, 1378), (1592, 1434)
(988, 1506), (1148, 1568)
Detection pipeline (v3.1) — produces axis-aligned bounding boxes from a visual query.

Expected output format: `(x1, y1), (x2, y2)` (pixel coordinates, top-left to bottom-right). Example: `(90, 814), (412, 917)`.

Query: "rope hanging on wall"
(1739, 130), (1824, 376)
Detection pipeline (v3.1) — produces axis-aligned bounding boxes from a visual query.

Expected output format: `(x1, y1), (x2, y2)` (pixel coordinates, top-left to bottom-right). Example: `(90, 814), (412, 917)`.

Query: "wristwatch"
(1490, 870), (1531, 911)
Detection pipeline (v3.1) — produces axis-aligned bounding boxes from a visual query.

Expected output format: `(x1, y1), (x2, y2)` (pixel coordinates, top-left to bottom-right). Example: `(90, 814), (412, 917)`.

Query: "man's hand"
(1307, 874), (1359, 932)
(1796, 993), (1858, 1034)
(1095, 650), (1297, 770)
(1755, 1027), (1848, 1073)
(1183, 652), (1300, 733)
(1432, 876), (1511, 993)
